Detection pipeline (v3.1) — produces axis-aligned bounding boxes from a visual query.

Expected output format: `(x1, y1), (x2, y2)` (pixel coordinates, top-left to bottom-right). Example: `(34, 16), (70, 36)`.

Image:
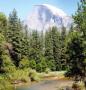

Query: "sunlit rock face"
(25, 4), (72, 32)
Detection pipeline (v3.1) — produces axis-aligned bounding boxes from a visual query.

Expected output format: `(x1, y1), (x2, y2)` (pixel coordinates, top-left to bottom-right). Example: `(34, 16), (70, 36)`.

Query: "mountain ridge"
(25, 4), (72, 31)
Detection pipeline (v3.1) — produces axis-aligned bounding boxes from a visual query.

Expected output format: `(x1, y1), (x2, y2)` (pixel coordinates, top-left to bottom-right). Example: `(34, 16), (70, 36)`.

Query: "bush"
(0, 81), (13, 90)
(36, 63), (42, 72)
(45, 68), (51, 74)
(0, 78), (14, 90)
(2, 55), (16, 73)
(29, 60), (36, 69)
(19, 56), (29, 69)
(36, 58), (47, 72)
(8, 68), (30, 82)
(72, 82), (85, 90)
(47, 60), (56, 71)
(29, 69), (40, 82)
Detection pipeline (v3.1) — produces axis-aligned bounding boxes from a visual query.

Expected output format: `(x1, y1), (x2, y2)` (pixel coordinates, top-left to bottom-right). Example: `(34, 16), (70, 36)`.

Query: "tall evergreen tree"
(73, 0), (86, 38)
(0, 12), (7, 36)
(45, 27), (61, 71)
(60, 26), (67, 70)
(66, 31), (85, 82)
(7, 9), (22, 67)
(51, 27), (61, 70)
(72, 0), (86, 87)
(45, 28), (55, 70)
(21, 25), (29, 57)
(45, 29), (54, 61)
(29, 30), (42, 64)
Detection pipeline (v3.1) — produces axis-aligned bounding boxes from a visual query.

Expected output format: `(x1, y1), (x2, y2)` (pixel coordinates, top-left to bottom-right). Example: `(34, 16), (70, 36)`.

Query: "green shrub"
(8, 68), (30, 82)
(72, 82), (85, 90)
(36, 58), (47, 72)
(2, 55), (16, 73)
(45, 68), (51, 74)
(29, 60), (36, 69)
(29, 69), (40, 82)
(0, 79), (14, 90)
(19, 57), (29, 69)
(47, 60), (56, 71)
(36, 63), (42, 72)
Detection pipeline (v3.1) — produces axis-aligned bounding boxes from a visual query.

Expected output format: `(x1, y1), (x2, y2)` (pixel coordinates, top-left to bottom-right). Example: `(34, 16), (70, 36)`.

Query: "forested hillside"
(0, 9), (67, 73)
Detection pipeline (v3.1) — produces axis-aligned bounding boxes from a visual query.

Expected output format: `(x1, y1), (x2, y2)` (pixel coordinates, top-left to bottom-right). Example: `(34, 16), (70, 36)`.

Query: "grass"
(39, 71), (66, 80)
(29, 69), (41, 82)
(0, 75), (14, 90)
(72, 81), (86, 90)
(0, 68), (41, 90)
(7, 68), (30, 82)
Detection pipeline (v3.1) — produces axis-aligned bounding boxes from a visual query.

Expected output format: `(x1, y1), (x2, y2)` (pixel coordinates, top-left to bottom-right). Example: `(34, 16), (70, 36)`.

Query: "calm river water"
(16, 79), (73, 90)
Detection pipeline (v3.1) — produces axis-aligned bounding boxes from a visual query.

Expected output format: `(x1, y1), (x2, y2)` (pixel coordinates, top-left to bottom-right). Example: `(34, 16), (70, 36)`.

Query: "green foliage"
(0, 33), (5, 44)
(8, 69), (30, 82)
(19, 56), (29, 69)
(45, 28), (54, 61)
(36, 57), (47, 72)
(7, 9), (23, 67)
(72, 82), (85, 90)
(66, 31), (85, 81)
(73, 0), (86, 37)
(66, 1), (86, 88)
(29, 69), (40, 82)
(47, 60), (56, 71)
(29, 60), (36, 70)
(0, 79), (14, 90)
(0, 74), (14, 90)
(0, 34), (5, 67)
(29, 30), (42, 63)
(0, 33), (16, 73)
(2, 55), (16, 73)
(0, 12), (7, 34)
(45, 27), (62, 71)
(36, 63), (42, 72)
(60, 26), (67, 70)
(45, 68), (51, 74)
(0, 12), (7, 25)
(40, 58), (47, 72)
(0, 34), (16, 74)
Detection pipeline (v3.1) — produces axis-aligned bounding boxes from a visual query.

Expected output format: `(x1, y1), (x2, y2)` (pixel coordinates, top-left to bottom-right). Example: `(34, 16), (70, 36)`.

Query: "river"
(16, 79), (73, 90)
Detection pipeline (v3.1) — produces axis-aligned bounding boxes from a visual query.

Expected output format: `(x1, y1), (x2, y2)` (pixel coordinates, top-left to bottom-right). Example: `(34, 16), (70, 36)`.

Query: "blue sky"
(0, 0), (80, 20)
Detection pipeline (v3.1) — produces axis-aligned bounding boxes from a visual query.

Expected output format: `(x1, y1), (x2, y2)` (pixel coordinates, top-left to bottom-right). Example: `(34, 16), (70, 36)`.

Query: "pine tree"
(0, 12), (7, 36)
(21, 25), (29, 58)
(45, 27), (61, 71)
(72, 0), (86, 87)
(39, 30), (45, 56)
(7, 9), (22, 67)
(29, 30), (42, 64)
(60, 26), (67, 70)
(45, 28), (55, 70)
(66, 31), (85, 82)
(45, 29), (54, 61)
(73, 0), (86, 38)
(51, 27), (61, 70)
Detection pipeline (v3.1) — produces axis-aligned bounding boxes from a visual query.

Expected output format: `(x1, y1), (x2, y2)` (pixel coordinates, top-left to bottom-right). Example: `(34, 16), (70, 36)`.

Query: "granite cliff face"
(25, 4), (72, 31)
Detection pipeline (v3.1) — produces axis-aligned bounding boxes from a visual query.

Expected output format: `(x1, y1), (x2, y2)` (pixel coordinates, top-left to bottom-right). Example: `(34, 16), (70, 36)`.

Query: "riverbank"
(16, 78), (73, 90)
(15, 71), (73, 89)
